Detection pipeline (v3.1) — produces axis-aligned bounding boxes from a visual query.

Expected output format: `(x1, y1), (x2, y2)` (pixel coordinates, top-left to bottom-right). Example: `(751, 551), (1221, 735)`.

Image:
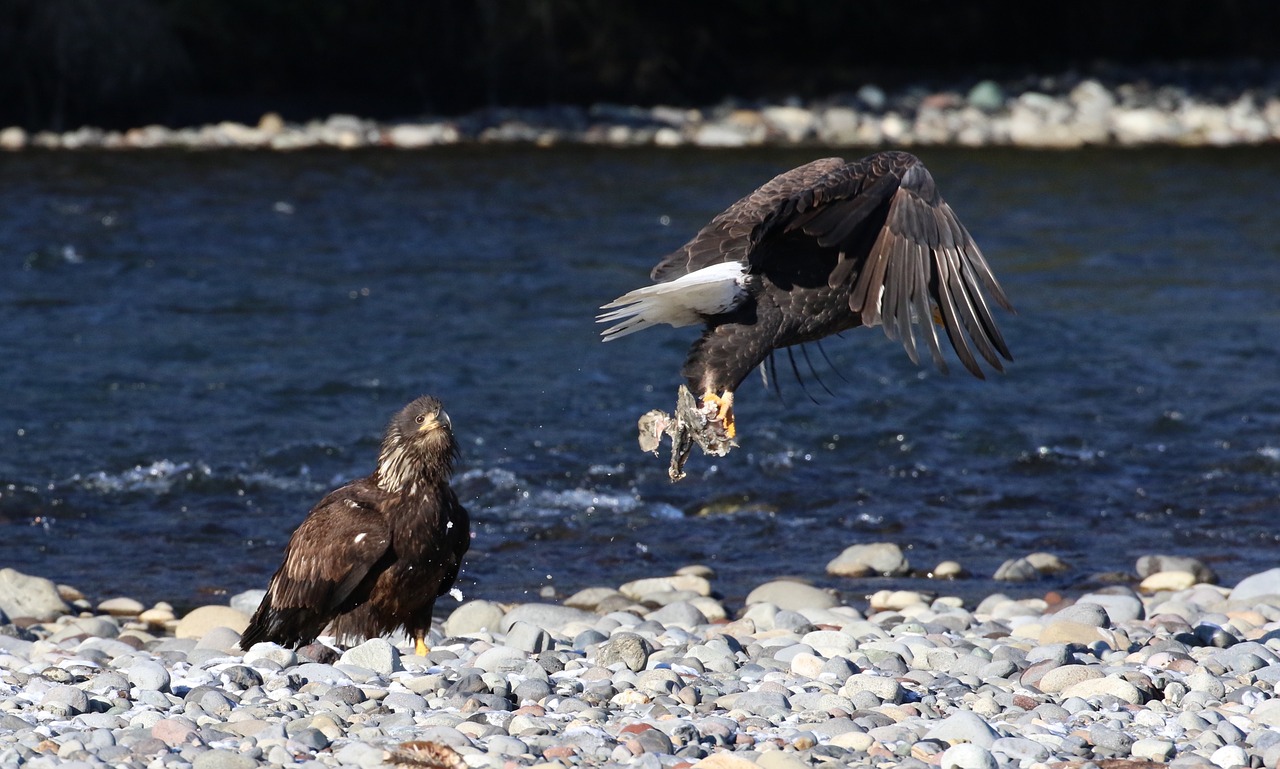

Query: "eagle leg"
(700, 390), (736, 439)
(414, 632), (428, 657)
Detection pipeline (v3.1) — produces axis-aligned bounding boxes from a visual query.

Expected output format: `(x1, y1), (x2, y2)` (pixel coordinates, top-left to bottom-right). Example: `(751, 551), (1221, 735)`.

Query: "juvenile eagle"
(599, 151), (1013, 481)
(240, 395), (470, 655)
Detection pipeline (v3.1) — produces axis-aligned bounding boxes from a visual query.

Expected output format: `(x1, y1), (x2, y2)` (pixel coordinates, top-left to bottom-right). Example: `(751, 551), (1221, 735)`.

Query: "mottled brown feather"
(240, 396), (469, 650)
(642, 151), (1012, 394)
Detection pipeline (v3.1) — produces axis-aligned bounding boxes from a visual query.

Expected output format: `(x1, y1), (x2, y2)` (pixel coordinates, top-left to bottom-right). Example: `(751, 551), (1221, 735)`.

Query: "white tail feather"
(598, 262), (748, 341)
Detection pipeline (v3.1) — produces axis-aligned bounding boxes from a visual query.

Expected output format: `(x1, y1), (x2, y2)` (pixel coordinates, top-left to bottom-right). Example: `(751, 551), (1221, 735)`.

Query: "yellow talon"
(701, 390), (736, 439)
(414, 635), (428, 657)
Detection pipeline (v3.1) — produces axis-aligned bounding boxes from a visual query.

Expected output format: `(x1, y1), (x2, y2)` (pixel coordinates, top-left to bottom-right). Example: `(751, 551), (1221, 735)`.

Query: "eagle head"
(377, 395), (459, 492)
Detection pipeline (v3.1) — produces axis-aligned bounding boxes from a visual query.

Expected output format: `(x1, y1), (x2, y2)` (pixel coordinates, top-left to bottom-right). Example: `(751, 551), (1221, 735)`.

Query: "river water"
(1, 146), (1278, 612)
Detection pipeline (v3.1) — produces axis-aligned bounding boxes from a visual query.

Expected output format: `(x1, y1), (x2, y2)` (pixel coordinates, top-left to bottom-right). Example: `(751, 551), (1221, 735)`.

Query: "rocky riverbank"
(4, 76), (1280, 152)
(2, 553), (1280, 769)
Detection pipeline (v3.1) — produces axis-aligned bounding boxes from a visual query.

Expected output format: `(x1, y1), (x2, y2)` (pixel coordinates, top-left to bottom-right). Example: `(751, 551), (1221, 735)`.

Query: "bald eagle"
(240, 395), (469, 655)
(599, 151), (1013, 481)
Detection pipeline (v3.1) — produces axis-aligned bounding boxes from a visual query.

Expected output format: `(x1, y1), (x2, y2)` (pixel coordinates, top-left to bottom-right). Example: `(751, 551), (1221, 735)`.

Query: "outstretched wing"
(785, 152), (1013, 377)
(652, 151), (1013, 378)
(650, 157), (847, 282)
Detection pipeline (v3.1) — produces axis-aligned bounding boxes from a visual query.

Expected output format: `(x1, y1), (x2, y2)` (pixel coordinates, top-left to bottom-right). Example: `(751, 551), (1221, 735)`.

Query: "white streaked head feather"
(598, 262), (748, 340)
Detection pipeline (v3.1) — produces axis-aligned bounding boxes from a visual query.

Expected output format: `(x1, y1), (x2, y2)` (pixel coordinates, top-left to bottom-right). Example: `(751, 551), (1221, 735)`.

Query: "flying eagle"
(599, 151), (1013, 481)
(240, 395), (470, 655)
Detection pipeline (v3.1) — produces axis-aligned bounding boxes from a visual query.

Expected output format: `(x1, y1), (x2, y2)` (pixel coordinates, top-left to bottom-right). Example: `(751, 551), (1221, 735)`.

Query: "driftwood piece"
(637, 385), (735, 481)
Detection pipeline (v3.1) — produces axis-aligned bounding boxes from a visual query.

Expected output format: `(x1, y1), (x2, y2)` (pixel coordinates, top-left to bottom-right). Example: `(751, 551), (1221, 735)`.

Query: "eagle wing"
(267, 482), (392, 612)
(651, 152), (1013, 377)
(650, 157), (849, 282)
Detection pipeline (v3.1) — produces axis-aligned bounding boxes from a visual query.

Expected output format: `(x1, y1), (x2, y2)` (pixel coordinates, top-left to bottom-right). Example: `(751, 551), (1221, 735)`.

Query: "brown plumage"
(239, 395), (470, 653)
(600, 151), (1014, 480)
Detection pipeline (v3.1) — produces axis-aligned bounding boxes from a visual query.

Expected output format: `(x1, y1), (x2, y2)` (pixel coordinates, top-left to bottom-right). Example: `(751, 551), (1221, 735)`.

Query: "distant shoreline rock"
(3, 77), (1279, 152)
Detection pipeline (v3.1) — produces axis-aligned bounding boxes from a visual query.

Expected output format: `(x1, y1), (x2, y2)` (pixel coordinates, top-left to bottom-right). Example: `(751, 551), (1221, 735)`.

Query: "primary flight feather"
(599, 151), (1013, 480)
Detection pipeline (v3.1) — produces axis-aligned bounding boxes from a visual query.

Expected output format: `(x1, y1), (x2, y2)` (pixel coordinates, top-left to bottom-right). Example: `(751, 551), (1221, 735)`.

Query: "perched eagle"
(240, 395), (470, 655)
(599, 151), (1013, 480)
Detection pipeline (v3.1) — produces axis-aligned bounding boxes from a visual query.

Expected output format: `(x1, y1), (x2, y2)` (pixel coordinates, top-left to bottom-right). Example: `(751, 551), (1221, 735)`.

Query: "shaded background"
(1, 0), (1278, 131)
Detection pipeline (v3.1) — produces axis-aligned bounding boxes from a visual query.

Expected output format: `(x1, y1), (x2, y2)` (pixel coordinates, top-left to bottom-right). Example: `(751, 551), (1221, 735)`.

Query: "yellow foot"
(414, 637), (429, 657)
(700, 390), (736, 439)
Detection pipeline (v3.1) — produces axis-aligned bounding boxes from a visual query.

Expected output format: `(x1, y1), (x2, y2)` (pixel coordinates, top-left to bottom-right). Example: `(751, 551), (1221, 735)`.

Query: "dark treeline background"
(1, 0), (1276, 132)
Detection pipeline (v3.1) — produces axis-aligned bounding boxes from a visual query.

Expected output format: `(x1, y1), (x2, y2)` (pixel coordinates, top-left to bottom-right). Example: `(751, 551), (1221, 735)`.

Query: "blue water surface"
(1, 146), (1278, 610)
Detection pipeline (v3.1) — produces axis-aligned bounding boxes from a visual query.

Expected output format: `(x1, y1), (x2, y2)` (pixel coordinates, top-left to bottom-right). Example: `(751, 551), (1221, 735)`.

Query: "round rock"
(745, 580), (838, 611)
(825, 542), (910, 577)
(596, 632), (652, 672)
(444, 600), (506, 636)
(175, 605), (249, 639)
(0, 567), (70, 620)
(941, 743), (998, 769)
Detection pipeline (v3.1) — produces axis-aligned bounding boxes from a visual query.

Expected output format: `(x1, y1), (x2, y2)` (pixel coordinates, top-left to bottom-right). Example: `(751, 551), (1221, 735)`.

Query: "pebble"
(0, 562), (1278, 769)
(444, 599), (507, 636)
(174, 605), (249, 638)
(825, 542), (910, 577)
(941, 743), (998, 769)
(744, 580), (838, 611)
(0, 567), (70, 620)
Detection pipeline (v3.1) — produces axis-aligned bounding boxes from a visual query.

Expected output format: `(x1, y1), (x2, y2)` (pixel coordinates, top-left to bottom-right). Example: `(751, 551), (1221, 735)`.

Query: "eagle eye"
(415, 414), (426, 424)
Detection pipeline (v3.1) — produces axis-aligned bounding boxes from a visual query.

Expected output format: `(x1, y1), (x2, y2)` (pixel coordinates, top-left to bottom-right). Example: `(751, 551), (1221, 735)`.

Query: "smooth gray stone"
(292, 662), (347, 683)
(728, 690), (791, 719)
(243, 642), (297, 668)
(1137, 555), (1216, 582)
(444, 600), (506, 636)
(821, 656), (860, 680)
(632, 728), (674, 754)
(978, 658), (1019, 680)
(0, 568), (70, 621)
(192, 748), (258, 769)
(744, 580), (839, 611)
(505, 621), (553, 654)
(925, 710), (1001, 748)
(1089, 724), (1134, 751)
(1077, 588), (1145, 623)
(1052, 603), (1111, 627)
(408, 726), (473, 748)
(382, 692), (429, 713)
(499, 603), (595, 633)
(87, 670), (131, 695)
(596, 632), (652, 672)
(1026, 644), (1072, 666)
(1229, 568), (1280, 602)
(645, 601), (708, 629)
(992, 737), (1050, 763)
(513, 679), (552, 704)
(941, 743), (998, 769)
(194, 626), (244, 652)
(826, 542), (910, 576)
(41, 685), (89, 716)
(486, 736), (529, 756)
(332, 742), (386, 762)
(289, 728), (330, 751)
(993, 558), (1040, 582)
(340, 638), (402, 675)
(322, 684), (367, 705)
